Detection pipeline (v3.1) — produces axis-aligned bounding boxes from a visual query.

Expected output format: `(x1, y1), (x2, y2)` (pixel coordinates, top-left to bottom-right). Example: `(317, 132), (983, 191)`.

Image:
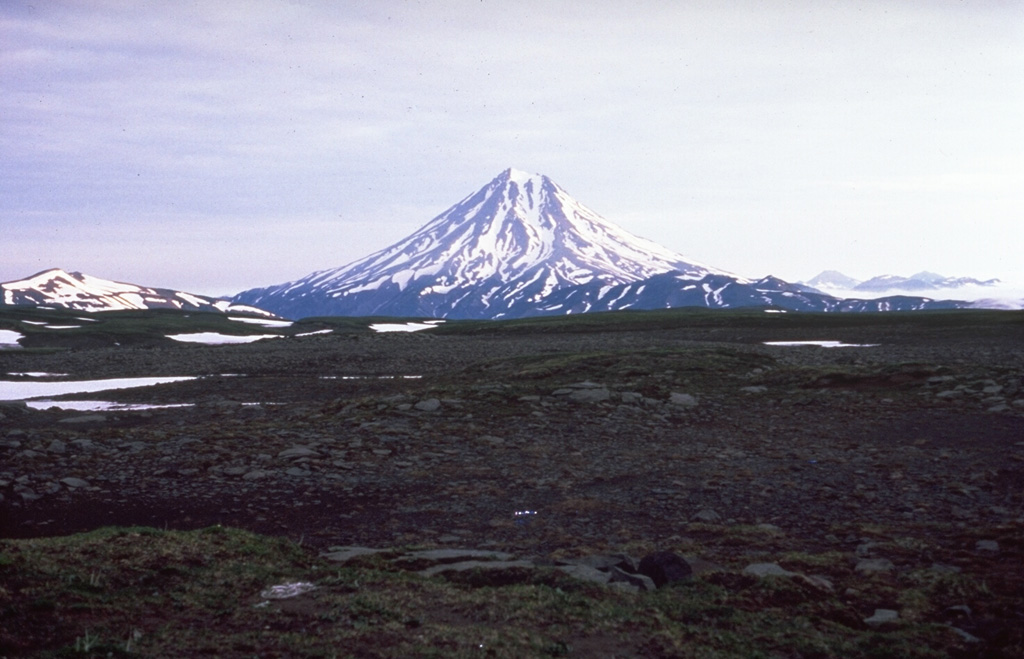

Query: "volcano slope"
(1, 309), (1022, 657)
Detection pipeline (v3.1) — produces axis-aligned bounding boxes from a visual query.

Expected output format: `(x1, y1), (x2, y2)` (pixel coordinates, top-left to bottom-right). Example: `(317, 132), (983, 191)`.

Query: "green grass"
(0, 525), (1004, 658)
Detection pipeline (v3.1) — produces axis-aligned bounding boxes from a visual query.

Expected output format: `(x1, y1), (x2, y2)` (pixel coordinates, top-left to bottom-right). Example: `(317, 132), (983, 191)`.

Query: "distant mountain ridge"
(1, 269), (276, 317)
(234, 169), (968, 319)
(805, 270), (1000, 293)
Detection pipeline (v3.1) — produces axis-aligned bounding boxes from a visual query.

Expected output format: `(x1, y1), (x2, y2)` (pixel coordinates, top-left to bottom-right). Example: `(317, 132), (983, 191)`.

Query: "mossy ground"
(1, 525), (1015, 658)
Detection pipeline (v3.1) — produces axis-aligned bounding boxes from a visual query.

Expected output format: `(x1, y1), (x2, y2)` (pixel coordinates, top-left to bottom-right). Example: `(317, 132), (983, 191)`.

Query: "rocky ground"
(1, 310), (1023, 655)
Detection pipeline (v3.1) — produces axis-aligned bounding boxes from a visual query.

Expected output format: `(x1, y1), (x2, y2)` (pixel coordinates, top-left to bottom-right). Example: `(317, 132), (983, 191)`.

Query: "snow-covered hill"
(234, 169), (970, 319)
(1, 269), (276, 316)
(805, 270), (1000, 294)
(234, 168), (736, 319)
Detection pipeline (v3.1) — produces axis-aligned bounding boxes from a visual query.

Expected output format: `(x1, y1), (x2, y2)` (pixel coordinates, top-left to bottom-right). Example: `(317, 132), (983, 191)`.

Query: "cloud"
(2, 0), (1022, 293)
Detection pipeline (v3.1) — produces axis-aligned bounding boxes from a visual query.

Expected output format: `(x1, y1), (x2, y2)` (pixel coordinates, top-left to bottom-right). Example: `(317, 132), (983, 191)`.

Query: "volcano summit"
(233, 169), (965, 319)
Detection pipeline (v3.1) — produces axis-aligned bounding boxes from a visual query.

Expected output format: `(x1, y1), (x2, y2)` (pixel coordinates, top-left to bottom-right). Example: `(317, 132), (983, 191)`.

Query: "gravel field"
(2, 310), (1023, 653)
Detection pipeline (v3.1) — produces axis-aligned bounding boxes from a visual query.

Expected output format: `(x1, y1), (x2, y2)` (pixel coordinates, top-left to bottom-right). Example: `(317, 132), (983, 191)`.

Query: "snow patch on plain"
(0, 330), (24, 347)
(229, 316), (294, 328)
(0, 376), (196, 400)
(369, 320), (445, 333)
(27, 400), (194, 412)
(294, 329), (334, 337)
(167, 333), (281, 344)
(763, 341), (879, 348)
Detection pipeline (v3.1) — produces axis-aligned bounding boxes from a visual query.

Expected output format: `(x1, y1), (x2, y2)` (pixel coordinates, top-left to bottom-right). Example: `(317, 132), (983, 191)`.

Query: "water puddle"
(763, 340), (879, 348)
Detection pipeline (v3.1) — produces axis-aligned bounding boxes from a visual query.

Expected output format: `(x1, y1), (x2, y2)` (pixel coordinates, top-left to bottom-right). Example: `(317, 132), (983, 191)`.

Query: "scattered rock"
(277, 447), (318, 459)
(557, 564), (612, 586)
(620, 392), (644, 404)
(669, 393), (698, 407)
(863, 609), (899, 626)
(400, 548), (515, 563)
(60, 477), (90, 489)
(418, 559), (535, 577)
(693, 508), (721, 523)
(57, 414), (107, 424)
(608, 566), (657, 592)
(638, 551), (692, 587)
(0, 401), (29, 415)
(855, 558), (895, 574)
(414, 398), (441, 412)
(322, 546), (391, 563)
(949, 627), (981, 644)
(975, 539), (999, 553)
(743, 562), (796, 578)
(569, 387), (611, 403)
(563, 554), (638, 573)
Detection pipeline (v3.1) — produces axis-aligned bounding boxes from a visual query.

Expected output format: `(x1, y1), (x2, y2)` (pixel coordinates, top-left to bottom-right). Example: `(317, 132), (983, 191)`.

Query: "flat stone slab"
(321, 547), (391, 563)
(864, 609), (900, 626)
(743, 562), (797, 578)
(855, 558), (896, 574)
(399, 548), (515, 563)
(277, 447), (318, 459)
(418, 559), (535, 577)
(557, 564), (611, 585)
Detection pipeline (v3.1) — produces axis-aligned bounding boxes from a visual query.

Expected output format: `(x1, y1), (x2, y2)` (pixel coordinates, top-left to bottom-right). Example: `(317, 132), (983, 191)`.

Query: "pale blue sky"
(2, 0), (1022, 296)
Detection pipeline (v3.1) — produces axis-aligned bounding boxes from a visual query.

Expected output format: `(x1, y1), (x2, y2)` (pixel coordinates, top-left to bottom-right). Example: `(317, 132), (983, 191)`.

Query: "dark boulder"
(638, 551), (693, 587)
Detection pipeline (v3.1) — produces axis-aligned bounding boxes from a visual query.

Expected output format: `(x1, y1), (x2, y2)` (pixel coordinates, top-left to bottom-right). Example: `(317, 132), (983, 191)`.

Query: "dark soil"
(2, 310), (1023, 655)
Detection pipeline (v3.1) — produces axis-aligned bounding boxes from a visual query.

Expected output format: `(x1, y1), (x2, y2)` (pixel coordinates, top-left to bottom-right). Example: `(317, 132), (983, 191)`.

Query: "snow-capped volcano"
(235, 168), (735, 319)
(2, 268), (275, 316)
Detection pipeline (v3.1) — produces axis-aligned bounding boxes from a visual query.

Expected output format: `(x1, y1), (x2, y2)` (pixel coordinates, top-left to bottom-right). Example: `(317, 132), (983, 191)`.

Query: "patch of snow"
(42, 325), (82, 330)
(369, 321), (444, 333)
(5, 372), (69, 377)
(763, 341), (879, 348)
(321, 375), (423, 380)
(294, 329), (334, 337)
(0, 376), (196, 400)
(176, 291), (209, 307)
(26, 400), (194, 412)
(0, 329), (24, 347)
(229, 317), (294, 328)
(167, 333), (282, 344)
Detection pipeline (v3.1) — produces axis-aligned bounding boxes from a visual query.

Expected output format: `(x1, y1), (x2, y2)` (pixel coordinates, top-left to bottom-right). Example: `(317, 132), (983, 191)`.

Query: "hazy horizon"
(3, 1), (1022, 297)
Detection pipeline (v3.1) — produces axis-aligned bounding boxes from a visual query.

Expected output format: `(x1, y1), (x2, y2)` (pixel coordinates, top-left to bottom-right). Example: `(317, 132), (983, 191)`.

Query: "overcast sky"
(2, 0), (1022, 296)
